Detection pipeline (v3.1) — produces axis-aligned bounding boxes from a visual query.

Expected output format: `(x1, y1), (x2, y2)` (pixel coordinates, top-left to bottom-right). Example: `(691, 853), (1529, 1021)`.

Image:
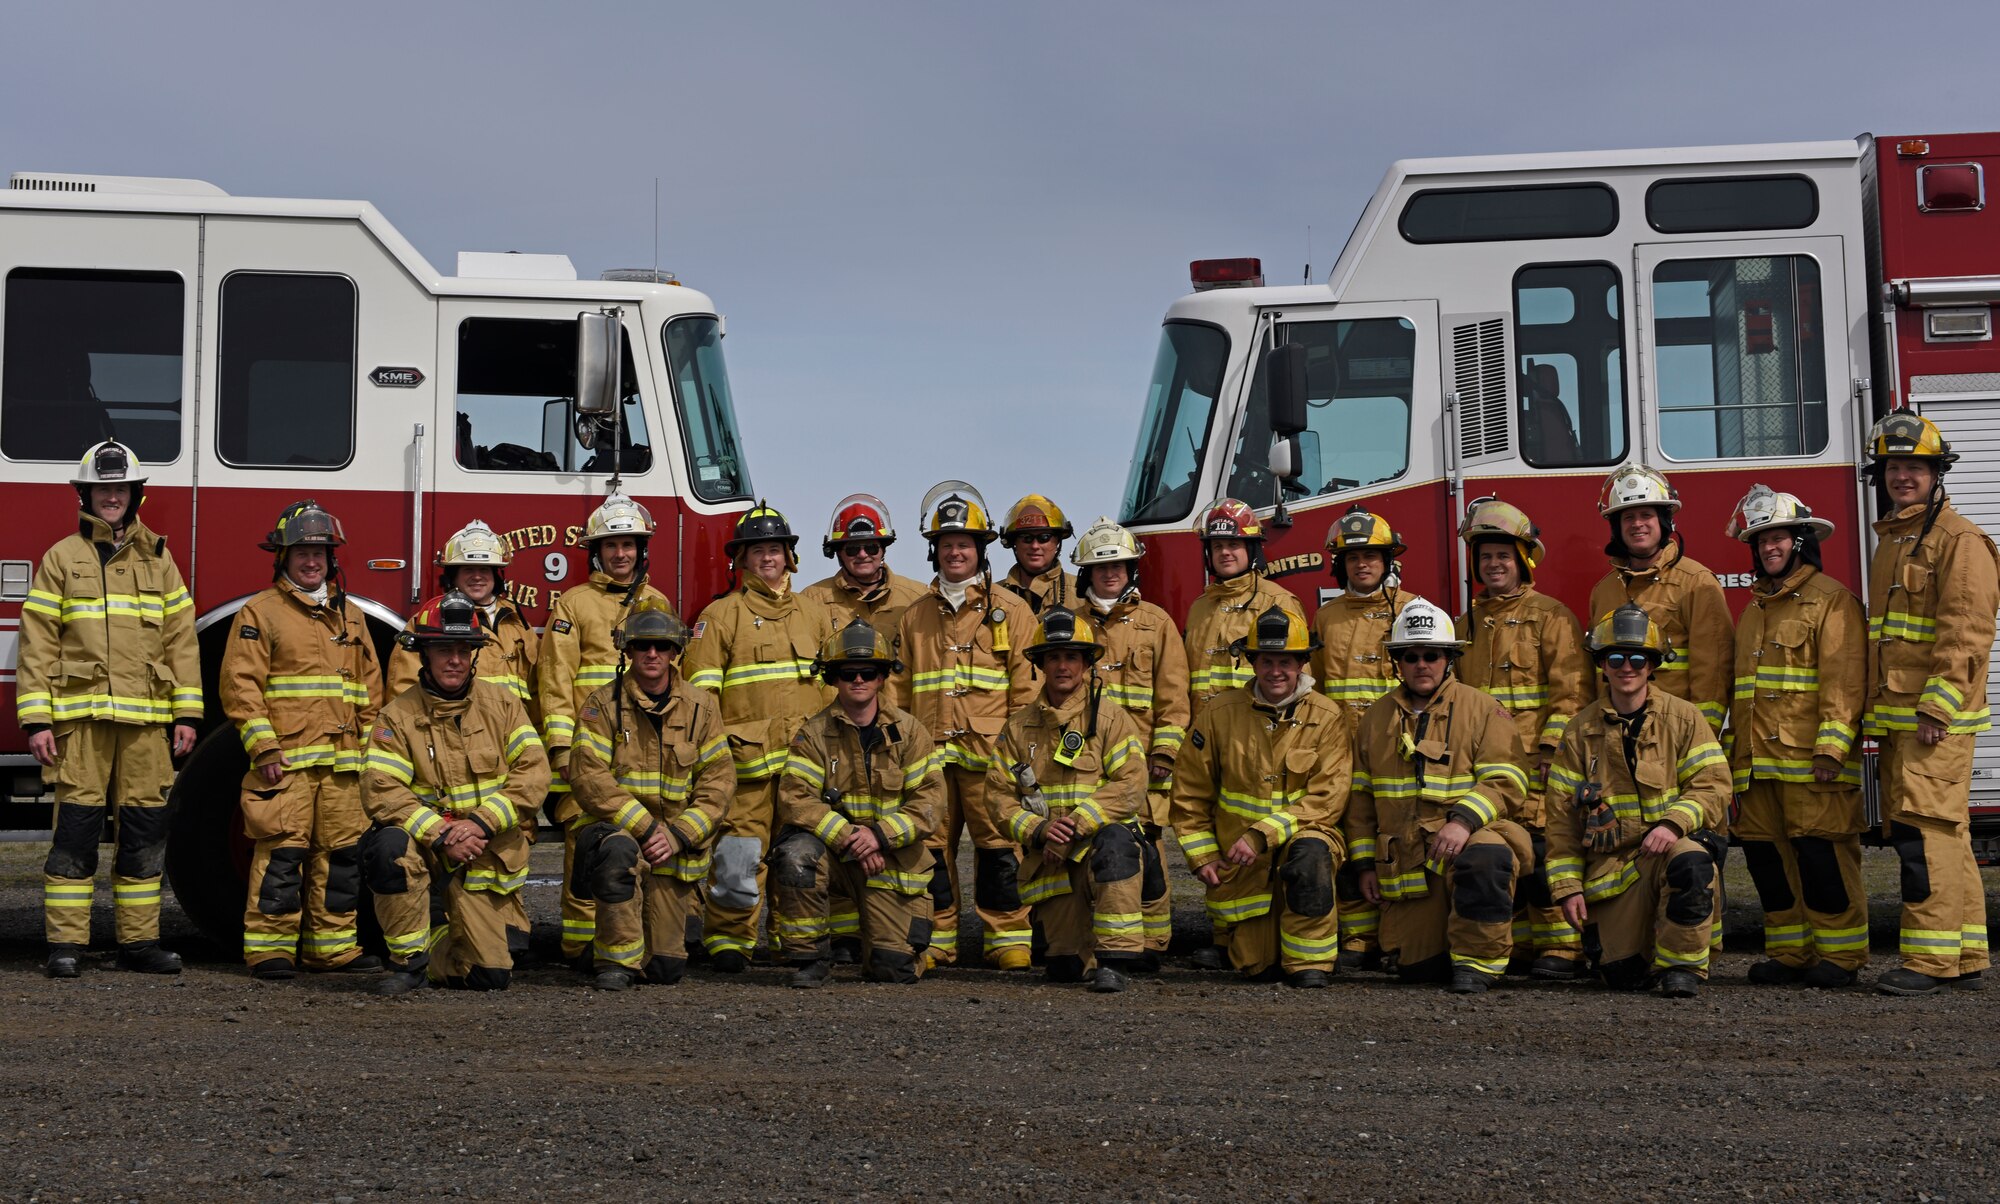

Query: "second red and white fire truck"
(1117, 131), (2000, 850)
(0, 171), (756, 938)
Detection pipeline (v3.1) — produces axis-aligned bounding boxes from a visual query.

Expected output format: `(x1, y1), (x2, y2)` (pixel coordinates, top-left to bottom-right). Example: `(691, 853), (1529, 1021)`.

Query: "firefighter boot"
(1088, 954), (1140, 993)
(1954, 971), (1986, 992)
(1748, 959), (1806, 986)
(115, 942), (182, 975)
(374, 967), (430, 997)
(593, 966), (638, 991)
(1287, 969), (1331, 989)
(46, 944), (82, 979)
(1450, 966), (1497, 995)
(1530, 955), (1581, 981)
(1802, 961), (1857, 989)
(1876, 968), (1951, 997)
(1187, 944), (1228, 971)
(789, 959), (833, 990)
(1656, 969), (1701, 999)
(831, 937), (862, 966)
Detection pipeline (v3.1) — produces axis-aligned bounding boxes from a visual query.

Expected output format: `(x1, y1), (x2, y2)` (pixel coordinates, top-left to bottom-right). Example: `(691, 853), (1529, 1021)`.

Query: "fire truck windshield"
(664, 315), (752, 502)
(1120, 321), (1229, 525)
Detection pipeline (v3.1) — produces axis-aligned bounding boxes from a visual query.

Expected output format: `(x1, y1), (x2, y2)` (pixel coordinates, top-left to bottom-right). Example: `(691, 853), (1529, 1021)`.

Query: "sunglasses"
(1602, 652), (1652, 669)
(1397, 650), (1444, 665)
(833, 666), (884, 683)
(1017, 532), (1059, 545)
(626, 641), (677, 656)
(841, 543), (884, 557)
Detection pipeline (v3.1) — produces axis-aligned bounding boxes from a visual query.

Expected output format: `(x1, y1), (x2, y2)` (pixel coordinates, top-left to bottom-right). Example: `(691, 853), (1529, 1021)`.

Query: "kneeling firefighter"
(769, 619), (944, 987)
(567, 600), (735, 990)
(363, 592), (551, 995)
(985, 607), (1150, 992)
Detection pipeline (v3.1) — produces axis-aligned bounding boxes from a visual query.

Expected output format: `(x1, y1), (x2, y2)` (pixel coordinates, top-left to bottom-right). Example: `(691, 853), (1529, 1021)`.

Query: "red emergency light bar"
(1191, 258), (1264, 290)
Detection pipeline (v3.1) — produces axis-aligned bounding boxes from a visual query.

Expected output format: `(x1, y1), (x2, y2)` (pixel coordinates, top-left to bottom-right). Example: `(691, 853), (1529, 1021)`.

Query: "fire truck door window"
(1226, 318), (1414, 508)
(662, 316), (750, 501)
(1121, 321), (1227, 525)
(1652, 255), (1828, 460)
(454, 317), (651, 475)
(1512, 263), (1625, 468)
(1, 269), (183, 465)
(217, 273), (355, 469)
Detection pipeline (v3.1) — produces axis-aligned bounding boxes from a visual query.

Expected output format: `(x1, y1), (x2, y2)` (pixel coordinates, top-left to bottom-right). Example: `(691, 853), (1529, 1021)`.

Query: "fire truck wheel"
(166, 728), (387, 958)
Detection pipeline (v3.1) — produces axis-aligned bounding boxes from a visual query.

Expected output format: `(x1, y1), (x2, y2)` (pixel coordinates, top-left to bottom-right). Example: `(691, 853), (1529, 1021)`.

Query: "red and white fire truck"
(0, 171), (755, 938)
(1117, 132), (2000, 850)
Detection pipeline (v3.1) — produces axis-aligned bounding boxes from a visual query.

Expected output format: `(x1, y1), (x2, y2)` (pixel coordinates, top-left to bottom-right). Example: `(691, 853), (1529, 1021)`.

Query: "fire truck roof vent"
(7, 171), (229, 196)
(455, 251), (578, 281)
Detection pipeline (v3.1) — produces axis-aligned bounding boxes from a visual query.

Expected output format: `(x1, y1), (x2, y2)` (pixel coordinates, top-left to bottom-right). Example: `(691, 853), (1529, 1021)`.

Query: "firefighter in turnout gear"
(19, 442), (198, 978)
(1349, 598), (1532, 993)
(567, 601), (734, 990)
(1182, 498), (1306, 970)
(987, 608), (1150, 992)
(536, 494), (671, 968)
(682, 502), (837, 969)
(998, 494), (1077, 615)
(800, 493), (928, 705)
(1453, 497), (1591, 979)
(1172, 605), (1348, 986)
(1861, 410), (1998, 996)
(895, 481), (1039, 970)
(1072, 517), (1188, 965)
(220, 500), (385, 977)
(386, 521), (538, 727)
(363, 593), (550, 996)
(770, 621), (943, 987)
(1546, 605), (1732, 998)
(1725, 486), (1869, 989)
(1311, 503), (1405, 972)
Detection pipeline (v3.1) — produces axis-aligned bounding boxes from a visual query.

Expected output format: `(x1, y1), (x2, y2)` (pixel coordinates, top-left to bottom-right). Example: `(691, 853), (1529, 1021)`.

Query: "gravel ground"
(0, 842), (1992, 1203)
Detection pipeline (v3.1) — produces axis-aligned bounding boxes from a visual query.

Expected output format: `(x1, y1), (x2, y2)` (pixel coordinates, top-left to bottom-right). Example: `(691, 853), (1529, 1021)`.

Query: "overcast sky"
(8, 2), (1997, 579)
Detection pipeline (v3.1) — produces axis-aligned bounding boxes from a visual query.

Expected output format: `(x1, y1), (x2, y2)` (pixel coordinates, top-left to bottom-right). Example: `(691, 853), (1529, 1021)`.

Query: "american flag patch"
(691, 621), (707, 638)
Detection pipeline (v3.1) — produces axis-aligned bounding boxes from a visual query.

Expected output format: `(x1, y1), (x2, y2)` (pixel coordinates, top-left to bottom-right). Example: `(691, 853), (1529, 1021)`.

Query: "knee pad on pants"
(259, 846), (307, 915)
(1889, 822), (1930, 904)
(1088, 823), (1141, 884)
(1140, 836), (1167, 903)
(1740, 840), (1795, 912)
(589, 830), (641, 904)
(362, 826), (412, 894)
(1451, 843), (1516, 924)
(568, 822), (615, 902)
(1664, 849), (1716, 927)
(908, 916), (933, 954)
(711, 835), (762, 910)
(45, 804), (106, 879)
(768, 829), (825, 890)
(324, 843), (362, 913)
(927, 860), (955, 911)
(867, 948), (920, 984)
(1790, 836), (1850, 914)
(973, 848), (1021, 910)
(1278, 839), (1335, 918)
(461, 965), (511, 991)
(1335, 860), (1366, 904)
(113, 806), (169, 878)
(1691, 828), (1727, 868)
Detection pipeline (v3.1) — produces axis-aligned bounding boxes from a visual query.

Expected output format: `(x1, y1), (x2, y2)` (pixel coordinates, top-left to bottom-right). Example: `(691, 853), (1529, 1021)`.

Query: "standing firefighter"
(386, 521), (538, 716)
(1348, 598), (1531, 993)
(800, 494), (928, 702)
(895, 480), (1038, 970)
(19, 442), (198, 978)
(1310, 504), (1406, 973)
(536, 494), (670, 970)
(1546, 605), (1732, 998)
(1071, 517), (1189, 966)
(989, 607), (1150, 991)
(363, 592), (550, 996)
(770, 620), (943, 987)
(567, 601), (733, 990)
(220, 500), (384, 978)
(682, 502), (837, 970)
(1172, 605), (1349, 987)
(998, 494), (1077, 615)
(1453, 497), (1591, 979)
(1725, 486), (1868, 989)
(1861, 410), (1998, 996)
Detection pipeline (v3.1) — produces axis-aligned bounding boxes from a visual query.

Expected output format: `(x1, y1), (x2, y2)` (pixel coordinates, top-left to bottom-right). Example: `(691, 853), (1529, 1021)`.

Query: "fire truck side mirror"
(1266, 343), (1308, 437)
(575, 311), (622, 416)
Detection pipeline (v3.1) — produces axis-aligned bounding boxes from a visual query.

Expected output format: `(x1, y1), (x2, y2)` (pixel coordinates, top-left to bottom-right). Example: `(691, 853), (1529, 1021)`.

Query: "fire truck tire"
(166, 728), (386, 958)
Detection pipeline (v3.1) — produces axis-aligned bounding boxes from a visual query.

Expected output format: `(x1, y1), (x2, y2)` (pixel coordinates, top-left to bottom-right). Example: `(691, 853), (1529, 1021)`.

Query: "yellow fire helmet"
(1024, 605), (1104, 666)
(1586, 602), (1670, 663)
(1001, 494), (1074, 546)
(1326, 503), (1407, 557)
(439, 519), (512, 568)
(1725, 484), (1834, 544)
(1865, 407), (1959, 471)
(1229, 604), (1320, 658)
(920, 479), (998, 545)
(1385, 596), (1466, 652)
(1596, 464), (1681, 519)
(813, 618), (902, 679)
(583, 493), (657, 543)
(261, 499), (347, 551)
(613, 598), (690, 653)
(1459, 495), (1545, 578)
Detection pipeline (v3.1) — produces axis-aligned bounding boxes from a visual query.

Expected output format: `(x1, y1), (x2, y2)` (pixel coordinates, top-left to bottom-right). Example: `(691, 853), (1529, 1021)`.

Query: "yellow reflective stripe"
(43, 881), (94, 907)
(719, 659), (816, 688)
(734, 746), (790, 779)
(1191, 664), (1252, 693)
(863, 867), (931, 894)
(1665, 799), (1705, 833)
(1102, 735), (1143, 775)
(1922, 675), (1968, 716)
(1007, 809), (1043, 845)
(877, 811), (917, 847)
(784, 753), (827, 790)
(263, 675), (356, 699)
(1093, 911), (1145, 938)
(1481, 683), (1550, 709)
(1865, 704), (1990, 734)
(22, 589), (62, 617)
(243, 933), (299, 956)
(162, 587), (193, 615)
(902, 751), (942, 790)
(575, 727), (615, 762)
(15, 691), (53, 724)
(1697, 700), (1726, 728)
(1021, 873), (1074, 904)
(1651, 946), (1707, 970)
(1582, 859), (1639, 902)
(481, 672), (530, 700)
(1321, 677), (1394, 703)
(1206, 892), (1272, 922)
(403, 806), (446, 843)
(1813, 924), (1868, 951)
(1815, 720), (1857, 759)
(940, 742), (994, 772)
(112, 881), (161, 904)
(1099, 682), (1156, 709)
(1378, 870), (1429, 900)
(505, 724), (542, 761)
(1748, 757), (1862, 787)
(812, 811), (852, 845)
(463, 864), (530, 893)
(696, 736), (731, 770)
(909, 664), (1011, 693)
(612, 799), (653, 836)
(1869, 611), (1937, 642)
(1538, 712), (1572, 746)
(1476, 761), (1530, 794)
(33, 692), (178, 723)
(1452, 792), (1498, 826)
(1338, 908), (1379, 936)
(365, 748), (415, 784)
(1218, 786), (1304, 820)
(576, 664), (618, 688)
(1178, 830), (1219, 858)
(1677, 742), (1726, 784)
(542, 713), (578, 744)
(685, 667), (724, 690)
(1151, 725), (1185, 753)
(238, 718), (278, 751)
(51, 593), (176, 623)
(1547, 763), (1585, 794)
(1348, 836), (1377, 861)
(672, 807), (716, 843)
(1451, 953), (1509, 976)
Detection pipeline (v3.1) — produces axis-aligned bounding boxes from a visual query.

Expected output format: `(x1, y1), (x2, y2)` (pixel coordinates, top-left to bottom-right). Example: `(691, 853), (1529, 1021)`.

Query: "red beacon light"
(1191, 258), (1264, 290)
(1918, 163), (1985, 212)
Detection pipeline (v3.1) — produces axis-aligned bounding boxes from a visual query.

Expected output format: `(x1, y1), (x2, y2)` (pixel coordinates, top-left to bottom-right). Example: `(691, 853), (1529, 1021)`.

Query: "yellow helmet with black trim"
(614, 598), (689, 652)
(1327, 503), (1405, 587)
(1001, 494), (1074, 546)
(261, 499), (347, 551)
(814, 618), (901, 679)
(1459, 496), (1545, 580)
(1586, 603), (1671, 664)
(1229, 604), (1320, 658)
(1865, 408), (1958, 471)
(1024, 606), (1104, 666)
(920, 479), (998, 545)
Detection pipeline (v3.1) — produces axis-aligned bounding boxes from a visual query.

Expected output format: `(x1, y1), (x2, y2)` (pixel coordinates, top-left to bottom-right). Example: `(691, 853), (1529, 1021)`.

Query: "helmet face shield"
(614, 600), (689, 653)
(1025, 606), (1105, 667)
